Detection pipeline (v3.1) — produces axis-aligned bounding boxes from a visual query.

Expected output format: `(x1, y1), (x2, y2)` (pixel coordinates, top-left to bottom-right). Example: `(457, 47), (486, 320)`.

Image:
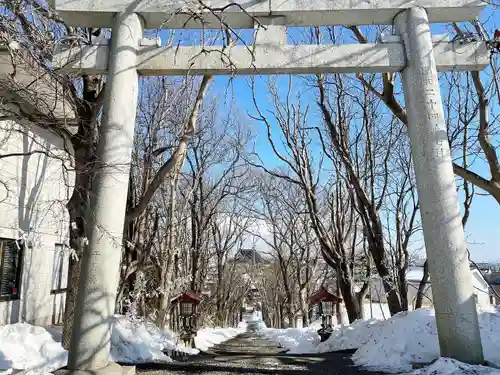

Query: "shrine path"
(134, 332), (388, 375)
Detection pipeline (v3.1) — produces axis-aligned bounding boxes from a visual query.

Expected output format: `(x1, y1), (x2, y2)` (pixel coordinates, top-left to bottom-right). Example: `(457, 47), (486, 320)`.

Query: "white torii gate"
(50, 0), (488, 373)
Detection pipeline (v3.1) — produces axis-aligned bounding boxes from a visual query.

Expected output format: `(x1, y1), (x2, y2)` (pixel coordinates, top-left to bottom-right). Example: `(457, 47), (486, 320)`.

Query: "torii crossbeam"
(54, 40), (489, 75)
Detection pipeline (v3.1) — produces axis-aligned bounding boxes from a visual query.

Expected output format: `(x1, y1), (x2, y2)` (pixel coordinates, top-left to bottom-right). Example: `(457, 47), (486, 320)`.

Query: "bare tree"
(181, 108), (250, 295)
(2, 0), (272, 340)
(349, 24), (500, 204)
(314, 71), (407, 315)
(210, 196), (256, 326)
(382, 130), (420, 310)
(249, 77), (373, 322)
(257, 176), (320, 327)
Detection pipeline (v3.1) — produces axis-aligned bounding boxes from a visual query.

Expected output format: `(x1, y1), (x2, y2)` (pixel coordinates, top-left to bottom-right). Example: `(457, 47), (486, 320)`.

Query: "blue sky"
(159, 6), (500, 261)
(210, 76), (500, 262)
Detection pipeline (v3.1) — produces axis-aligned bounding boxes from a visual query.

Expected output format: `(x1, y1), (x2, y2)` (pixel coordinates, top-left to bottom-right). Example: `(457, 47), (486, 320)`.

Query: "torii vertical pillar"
(395, 7), (484, 363)
(67, 12), (143, 373)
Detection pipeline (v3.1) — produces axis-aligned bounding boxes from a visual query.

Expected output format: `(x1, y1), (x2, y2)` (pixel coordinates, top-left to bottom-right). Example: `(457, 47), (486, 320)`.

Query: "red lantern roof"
(309, 286), (342, 304)
(170, 290), (202, 305)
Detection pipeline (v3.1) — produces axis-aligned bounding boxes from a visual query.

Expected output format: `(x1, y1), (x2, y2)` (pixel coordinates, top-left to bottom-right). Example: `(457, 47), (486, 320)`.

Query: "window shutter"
(51, 250), (63, 290)
(51, 244), (69, 292)
(0, 240), (21, 297)
(60, 249), (69, 289)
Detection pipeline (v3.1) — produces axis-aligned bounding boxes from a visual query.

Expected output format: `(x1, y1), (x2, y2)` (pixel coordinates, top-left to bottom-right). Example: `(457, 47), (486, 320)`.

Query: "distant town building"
(233, 248), (269, 264)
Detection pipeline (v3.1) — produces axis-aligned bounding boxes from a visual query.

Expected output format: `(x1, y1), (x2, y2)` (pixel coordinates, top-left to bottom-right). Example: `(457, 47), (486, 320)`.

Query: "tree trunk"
(62, 149), (93, 350)
(62, 222), (83, 350)
(383, 281), (403, 316)
(61, 75), (103, 349)
(215, 252), (224, 326)
(279, 303), (286, 328)
(156, 148), (186, 329)
(299, 289), (308, 327)
(157, 290), (173, 329)
(339, 279), (362, 323)
(398, 267), (409, 311)
(371, 240), (403, 315)
(337, 264), (362, 323)
(284, 286), (294, 328)
(287, 306), (295, 328)
(356, 292), (365, 320)
(415, 260), (430, 309)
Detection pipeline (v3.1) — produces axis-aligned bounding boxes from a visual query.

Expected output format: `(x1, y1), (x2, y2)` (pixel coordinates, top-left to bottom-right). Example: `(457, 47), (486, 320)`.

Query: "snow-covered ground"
(261, 303), (500, 375)
(0, 316), (244, 375)
(3, 304), (499, 375)
(262, 326), (320, 354)
(411, 358), (500, 375)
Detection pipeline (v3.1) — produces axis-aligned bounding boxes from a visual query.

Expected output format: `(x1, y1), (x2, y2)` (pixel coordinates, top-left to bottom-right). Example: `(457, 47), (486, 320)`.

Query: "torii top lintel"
(51, 0), (484, 29)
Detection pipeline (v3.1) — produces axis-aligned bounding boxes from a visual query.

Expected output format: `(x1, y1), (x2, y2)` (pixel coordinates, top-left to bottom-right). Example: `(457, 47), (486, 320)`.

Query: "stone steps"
(215, 342), (283, 350)
(246, 320), (265, 332)
(217, 340), (279, 347)
(206, 333), (289, 355)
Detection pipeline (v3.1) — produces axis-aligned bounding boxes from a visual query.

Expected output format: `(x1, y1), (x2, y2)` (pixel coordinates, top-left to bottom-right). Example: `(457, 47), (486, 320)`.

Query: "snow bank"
(353, 307), (500, 373)
(110, 315), (193, 364)
(0, 323), (67, 374)
(0, 315), (198, 374)
(0, 319), (246, 374)
(352, 309), (437, 372)
(262, 305), (500, 375)
(194, 327), (245, 351)
(308, 319), (323, 330)
(316, 318), (385, 353)
(261, 318), (384, 354)
(409, 358), (500, 375)
(250, 321), (267, 331)
(261, 327), (320, 354)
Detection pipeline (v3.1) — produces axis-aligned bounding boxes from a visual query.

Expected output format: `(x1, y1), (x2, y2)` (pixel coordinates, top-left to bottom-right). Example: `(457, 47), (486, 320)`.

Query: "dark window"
(51, 244), (69, 294)
(0, 237), (23, 301)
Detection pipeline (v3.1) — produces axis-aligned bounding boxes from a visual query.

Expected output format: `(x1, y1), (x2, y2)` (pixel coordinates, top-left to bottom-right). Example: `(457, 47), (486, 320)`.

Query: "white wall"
(0, 120), (74, 326)
(471, 269), (492, 307)
(370, 268), (492, 310)
(407, 282), (433, 308)
(369, 278), (388, 303)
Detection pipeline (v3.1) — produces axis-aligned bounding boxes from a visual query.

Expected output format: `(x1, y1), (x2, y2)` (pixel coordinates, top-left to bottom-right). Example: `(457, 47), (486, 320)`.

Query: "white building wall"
(369, 278), (387, 303)
(407, 282), (433, 308)
(369, 268), (492, 310)
(0, 120), (74, 326)
(471, 270), (491, 307)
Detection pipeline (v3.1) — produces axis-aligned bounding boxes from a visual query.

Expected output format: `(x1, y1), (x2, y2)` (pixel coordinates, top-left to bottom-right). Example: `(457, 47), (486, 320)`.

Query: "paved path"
(136, 332), (387, 375)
